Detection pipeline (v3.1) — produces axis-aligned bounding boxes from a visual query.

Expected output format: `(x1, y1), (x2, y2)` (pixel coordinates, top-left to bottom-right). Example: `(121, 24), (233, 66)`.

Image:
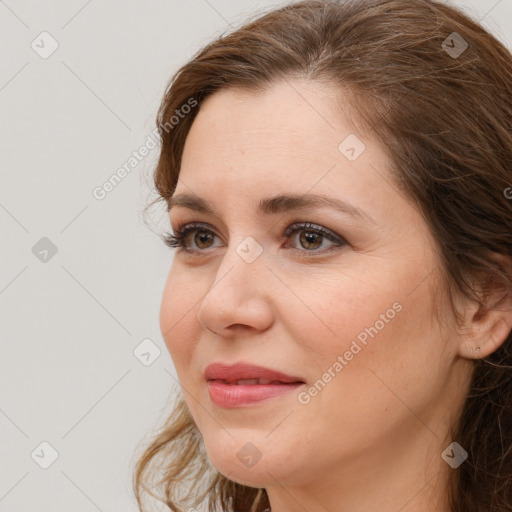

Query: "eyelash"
(162, 222), (346, 257)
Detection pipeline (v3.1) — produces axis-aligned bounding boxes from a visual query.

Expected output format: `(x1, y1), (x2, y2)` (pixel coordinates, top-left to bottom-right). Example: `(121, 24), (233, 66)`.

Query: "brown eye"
(297, 231), (323, 250)
(284, 222), (346, 255)
(192, 230), (215, 249)
(166, 221), (346, 257)
(164, 223), (222, 252)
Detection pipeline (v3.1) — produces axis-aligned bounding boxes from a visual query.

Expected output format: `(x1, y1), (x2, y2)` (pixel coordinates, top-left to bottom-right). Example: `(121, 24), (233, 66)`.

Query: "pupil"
(197, 231), (212, 247)
(301, 232), (321, 249)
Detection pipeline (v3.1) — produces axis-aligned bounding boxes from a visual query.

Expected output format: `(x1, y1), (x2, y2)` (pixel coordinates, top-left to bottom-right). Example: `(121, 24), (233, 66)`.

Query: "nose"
(197, 240), (274, 338)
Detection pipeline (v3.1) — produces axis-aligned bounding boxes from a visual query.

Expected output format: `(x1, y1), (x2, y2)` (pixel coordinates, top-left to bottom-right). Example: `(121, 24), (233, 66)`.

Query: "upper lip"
(204, 362), (305, 384)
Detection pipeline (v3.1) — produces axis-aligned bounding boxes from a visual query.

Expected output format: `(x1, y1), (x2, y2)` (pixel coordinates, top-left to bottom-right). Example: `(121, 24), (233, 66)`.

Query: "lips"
(204, 362), (306, 408)
(204, 362), (305, 384)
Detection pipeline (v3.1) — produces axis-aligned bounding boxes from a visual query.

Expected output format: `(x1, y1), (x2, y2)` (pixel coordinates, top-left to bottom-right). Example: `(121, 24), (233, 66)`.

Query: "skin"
(159, 77), (512, 512)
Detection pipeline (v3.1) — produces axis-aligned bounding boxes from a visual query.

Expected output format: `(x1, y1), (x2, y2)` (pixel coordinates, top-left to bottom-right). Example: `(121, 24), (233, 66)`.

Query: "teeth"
(228, 378), (284, 385)
(236, 379), (260, 385)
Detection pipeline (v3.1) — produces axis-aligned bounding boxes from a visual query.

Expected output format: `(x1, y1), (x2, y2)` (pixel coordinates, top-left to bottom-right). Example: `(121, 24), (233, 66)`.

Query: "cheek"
(280, 267), (401, 360)
(287, 266), (444, 417)
(159, 269), (200, 369)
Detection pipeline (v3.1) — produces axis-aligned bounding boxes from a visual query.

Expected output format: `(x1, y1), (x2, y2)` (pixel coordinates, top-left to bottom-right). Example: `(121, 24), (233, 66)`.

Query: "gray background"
(1, 1), (510, 511)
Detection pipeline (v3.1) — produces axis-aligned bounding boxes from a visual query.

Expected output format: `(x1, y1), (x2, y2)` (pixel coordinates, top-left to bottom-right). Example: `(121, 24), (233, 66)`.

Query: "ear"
(457, 252), (512, 360)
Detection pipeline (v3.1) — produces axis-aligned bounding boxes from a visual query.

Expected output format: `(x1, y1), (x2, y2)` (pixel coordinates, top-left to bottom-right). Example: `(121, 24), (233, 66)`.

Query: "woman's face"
(160, 78), (473, 506)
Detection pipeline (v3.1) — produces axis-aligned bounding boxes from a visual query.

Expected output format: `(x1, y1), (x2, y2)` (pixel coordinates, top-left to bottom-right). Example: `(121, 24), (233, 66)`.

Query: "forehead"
(176, 79), (397, 219)
(182, 79), (354, 170)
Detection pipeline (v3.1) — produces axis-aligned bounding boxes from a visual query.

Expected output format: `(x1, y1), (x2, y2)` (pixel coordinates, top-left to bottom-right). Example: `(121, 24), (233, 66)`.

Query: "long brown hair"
(133, 1), (512, 510)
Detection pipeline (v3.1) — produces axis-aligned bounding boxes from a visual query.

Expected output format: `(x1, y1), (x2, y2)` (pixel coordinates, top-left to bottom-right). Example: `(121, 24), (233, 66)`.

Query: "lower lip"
(207, 380), (305, 408)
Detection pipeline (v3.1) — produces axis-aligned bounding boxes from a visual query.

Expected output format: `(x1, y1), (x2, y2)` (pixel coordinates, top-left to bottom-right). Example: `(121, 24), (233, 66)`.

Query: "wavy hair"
(133, 1), (512, 510)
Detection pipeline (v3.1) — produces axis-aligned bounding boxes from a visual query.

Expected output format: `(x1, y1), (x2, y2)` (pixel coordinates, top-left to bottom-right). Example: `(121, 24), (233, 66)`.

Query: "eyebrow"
(168, 192), (376, 224)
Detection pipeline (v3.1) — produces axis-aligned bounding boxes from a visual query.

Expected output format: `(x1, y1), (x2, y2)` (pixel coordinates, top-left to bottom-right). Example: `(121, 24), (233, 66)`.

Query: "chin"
(202, 430), (306, 489)
(201, 434), (270, 483)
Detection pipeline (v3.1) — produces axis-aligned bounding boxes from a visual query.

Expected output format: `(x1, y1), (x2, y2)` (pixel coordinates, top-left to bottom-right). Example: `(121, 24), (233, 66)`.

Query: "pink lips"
(204, 362), (306, 408)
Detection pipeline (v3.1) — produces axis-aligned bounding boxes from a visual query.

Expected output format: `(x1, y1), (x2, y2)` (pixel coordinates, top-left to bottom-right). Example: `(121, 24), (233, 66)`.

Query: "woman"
(133, 1), (512, 511)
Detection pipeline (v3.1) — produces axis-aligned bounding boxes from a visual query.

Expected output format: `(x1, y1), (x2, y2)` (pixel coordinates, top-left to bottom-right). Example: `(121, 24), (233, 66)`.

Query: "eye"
(162, 221), (346, 256)
(283, 222), (346, 256)
(163, 222), (221, 252)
